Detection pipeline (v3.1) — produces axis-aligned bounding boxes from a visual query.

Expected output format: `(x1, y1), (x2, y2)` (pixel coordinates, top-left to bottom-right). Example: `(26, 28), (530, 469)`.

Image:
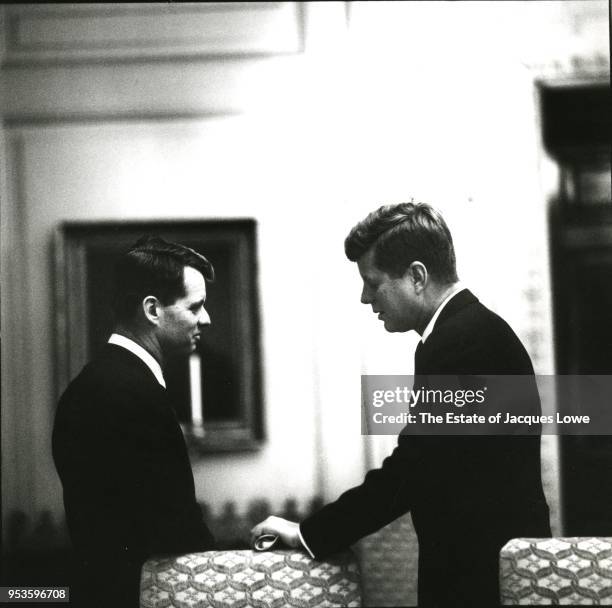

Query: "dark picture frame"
(54, 220), (264, 453)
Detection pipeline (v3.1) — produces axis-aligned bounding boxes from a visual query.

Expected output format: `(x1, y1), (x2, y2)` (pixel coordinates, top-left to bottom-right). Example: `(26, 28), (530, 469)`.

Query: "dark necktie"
(414, 339), (425, 375)
(412, 340), (427, 406)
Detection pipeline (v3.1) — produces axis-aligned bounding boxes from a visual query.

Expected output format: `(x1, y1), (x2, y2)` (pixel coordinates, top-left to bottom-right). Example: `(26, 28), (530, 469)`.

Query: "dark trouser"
(417, 553), (501, 607)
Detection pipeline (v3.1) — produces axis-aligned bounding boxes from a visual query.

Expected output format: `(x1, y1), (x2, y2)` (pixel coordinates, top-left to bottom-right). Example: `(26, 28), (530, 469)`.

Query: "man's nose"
(198, 308), (211, 326)
(361, 287), (372, 305)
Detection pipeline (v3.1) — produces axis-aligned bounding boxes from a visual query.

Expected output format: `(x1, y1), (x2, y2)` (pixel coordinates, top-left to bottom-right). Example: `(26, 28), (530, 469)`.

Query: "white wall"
(1, 1), (609, 543)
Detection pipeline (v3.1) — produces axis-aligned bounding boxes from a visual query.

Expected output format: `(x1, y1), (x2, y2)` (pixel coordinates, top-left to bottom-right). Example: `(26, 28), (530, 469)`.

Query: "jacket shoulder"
(424, 300), (534, 374)
(55, 348), (163, 423)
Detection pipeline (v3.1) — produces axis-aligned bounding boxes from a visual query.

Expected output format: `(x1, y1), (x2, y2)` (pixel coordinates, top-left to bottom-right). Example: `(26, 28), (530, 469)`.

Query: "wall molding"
(3, 109), (239, 128)
(2, 3), (304, 66)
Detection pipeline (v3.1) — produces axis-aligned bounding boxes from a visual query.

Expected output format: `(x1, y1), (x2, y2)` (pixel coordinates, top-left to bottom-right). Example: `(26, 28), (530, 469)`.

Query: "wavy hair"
(345, 201), (458, 283)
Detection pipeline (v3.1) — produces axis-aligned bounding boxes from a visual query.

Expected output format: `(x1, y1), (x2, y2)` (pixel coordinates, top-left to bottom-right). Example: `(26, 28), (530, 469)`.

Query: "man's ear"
(408, 262), (428, 292)
(142, 295), (162, 326)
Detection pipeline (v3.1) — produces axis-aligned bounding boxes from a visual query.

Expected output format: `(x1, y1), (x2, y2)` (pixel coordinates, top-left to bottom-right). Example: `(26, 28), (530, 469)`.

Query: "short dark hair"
(113, 235), (215, 323)
(344, 201), (458, 283)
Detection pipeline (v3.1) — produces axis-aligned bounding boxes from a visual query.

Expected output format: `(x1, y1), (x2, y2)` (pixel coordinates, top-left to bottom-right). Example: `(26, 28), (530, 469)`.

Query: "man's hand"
(250, 516), (301, 550)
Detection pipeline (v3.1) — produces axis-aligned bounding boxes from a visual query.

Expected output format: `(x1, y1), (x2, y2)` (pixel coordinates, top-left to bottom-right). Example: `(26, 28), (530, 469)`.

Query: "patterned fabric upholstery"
(500, 537), (612, 605)
(140, 549), (361, 607)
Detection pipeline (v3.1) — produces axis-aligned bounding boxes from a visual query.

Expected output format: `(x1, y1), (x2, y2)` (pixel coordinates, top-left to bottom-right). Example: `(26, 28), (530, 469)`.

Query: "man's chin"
(383, 319), (408, 333)
(383, 319), (397, 332)
(172, 344), (197, 358)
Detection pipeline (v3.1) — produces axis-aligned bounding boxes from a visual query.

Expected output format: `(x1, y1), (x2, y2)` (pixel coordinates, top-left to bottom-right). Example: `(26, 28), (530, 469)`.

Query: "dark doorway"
(542, 83), (612, 535)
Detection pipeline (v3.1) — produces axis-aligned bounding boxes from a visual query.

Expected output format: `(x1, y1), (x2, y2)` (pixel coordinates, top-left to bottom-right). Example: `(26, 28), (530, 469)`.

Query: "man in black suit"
(252, 202), (551, 607)
(52, 236), (216, 607)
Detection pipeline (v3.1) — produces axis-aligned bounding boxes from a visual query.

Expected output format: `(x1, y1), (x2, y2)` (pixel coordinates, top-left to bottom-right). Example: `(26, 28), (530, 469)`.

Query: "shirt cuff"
(298, 524), (315, 559)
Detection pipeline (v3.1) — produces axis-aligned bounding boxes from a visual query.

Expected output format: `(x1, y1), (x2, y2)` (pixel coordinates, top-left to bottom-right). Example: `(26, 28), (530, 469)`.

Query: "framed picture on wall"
(54, 219), (264, 453)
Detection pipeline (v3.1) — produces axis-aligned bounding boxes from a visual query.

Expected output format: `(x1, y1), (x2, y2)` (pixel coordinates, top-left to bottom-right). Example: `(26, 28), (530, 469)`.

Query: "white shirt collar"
(421, 283), (464, 344)
(108, 333), (166, 388)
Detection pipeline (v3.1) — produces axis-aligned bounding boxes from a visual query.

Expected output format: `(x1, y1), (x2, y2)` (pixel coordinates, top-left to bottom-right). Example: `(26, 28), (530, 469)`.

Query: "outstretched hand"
(250, 516), (301, 550)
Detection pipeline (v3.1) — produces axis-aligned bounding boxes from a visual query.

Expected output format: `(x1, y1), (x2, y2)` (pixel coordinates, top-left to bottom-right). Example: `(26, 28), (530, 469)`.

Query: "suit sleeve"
(300, 438), (418, 559)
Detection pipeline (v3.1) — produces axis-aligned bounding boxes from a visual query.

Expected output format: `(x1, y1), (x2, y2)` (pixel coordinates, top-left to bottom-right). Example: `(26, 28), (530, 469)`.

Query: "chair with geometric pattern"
(140, 549), (361, 608)
(500, 537), (612, 605)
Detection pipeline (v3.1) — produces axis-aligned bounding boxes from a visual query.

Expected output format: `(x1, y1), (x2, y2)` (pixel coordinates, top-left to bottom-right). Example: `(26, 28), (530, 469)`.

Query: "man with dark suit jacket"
(252, 202), (551, 607)
(52, 236), (216, 608)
